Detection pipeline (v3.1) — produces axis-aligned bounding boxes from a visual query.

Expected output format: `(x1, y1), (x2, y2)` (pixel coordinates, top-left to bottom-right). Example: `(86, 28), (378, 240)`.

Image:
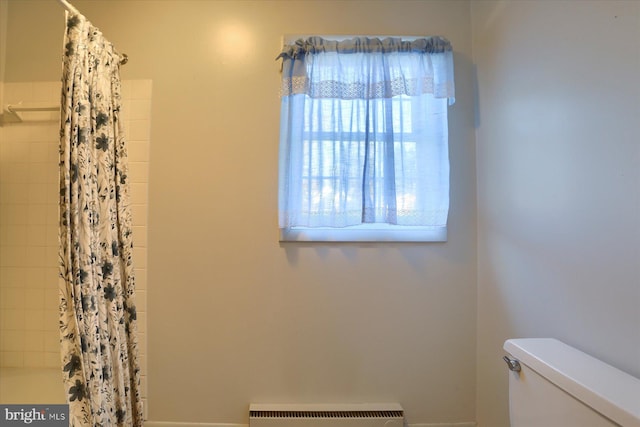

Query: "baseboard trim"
(146, 423), (245, 427)
(146, 422), (477, 427)
(411, 424), (477, 427)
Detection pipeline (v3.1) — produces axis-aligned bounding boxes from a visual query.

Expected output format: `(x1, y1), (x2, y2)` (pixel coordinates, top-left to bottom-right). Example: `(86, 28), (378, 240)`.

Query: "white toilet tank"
(504, 338), (640, 427)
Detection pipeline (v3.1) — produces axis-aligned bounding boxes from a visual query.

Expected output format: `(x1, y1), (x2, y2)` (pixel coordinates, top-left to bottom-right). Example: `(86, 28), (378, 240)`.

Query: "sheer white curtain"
(278, 37), (455, 230)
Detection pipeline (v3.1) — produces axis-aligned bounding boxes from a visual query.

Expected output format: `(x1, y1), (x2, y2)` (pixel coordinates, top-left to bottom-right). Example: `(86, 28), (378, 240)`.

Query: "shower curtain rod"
(57, 0), (80, 16)
(56, 0), (129, 65)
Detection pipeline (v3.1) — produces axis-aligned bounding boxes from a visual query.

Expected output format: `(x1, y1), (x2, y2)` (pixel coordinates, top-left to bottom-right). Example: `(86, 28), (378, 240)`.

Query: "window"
(277, 37), (455, 242)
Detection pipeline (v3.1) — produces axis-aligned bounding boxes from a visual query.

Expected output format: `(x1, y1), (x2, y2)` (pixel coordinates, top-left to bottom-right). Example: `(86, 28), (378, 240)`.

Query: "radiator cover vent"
(250, 410), (404, 419)
(249, 404), (404, 427)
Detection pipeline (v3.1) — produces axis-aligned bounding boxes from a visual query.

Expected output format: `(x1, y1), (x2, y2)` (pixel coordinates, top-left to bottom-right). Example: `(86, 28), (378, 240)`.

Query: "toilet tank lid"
(504, 338), (640, 427)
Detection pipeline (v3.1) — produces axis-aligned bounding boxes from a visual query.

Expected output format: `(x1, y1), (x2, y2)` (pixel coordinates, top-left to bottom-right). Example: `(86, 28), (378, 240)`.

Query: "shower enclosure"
(0, 81), (63, 404)
(0, 79), (151, 415)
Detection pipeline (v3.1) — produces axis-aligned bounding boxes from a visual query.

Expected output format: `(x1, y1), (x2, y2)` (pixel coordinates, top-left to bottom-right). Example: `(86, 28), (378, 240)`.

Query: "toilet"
(503, 338), (640, 427)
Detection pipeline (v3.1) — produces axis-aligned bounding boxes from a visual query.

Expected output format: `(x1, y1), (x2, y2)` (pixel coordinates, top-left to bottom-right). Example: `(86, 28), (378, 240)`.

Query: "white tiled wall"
(0, 79), (151, 410)
(121, 79), (152, 415)
(0, 81), (61, 370)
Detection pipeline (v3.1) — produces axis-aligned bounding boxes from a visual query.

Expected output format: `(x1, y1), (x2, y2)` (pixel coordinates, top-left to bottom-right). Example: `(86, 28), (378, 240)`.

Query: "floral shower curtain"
(58, 12), (143, 427)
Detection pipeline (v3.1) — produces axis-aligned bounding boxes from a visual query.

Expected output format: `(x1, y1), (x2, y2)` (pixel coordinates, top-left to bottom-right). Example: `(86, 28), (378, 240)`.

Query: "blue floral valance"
(278, 36), (453, 59)
(278, 36), (455, 103)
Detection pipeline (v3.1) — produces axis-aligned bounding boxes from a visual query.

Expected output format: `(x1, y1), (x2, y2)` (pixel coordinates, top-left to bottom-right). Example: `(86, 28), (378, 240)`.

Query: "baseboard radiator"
(249, 404), (404, 427)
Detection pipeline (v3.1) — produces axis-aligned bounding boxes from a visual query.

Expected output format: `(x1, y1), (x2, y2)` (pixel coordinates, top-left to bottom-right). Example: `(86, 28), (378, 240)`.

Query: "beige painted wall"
(0, 0), (7, 105)
(4, 1), (477, 424)
(473, 1), (640, 426)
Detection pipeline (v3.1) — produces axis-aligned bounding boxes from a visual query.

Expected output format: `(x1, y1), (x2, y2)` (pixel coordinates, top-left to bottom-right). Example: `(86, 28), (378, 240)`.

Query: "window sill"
(279, 225), (447, 243)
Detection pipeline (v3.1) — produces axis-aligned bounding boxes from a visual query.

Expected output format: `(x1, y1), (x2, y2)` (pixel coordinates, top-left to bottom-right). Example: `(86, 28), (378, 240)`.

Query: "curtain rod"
(57, 0), (80, 15)
(55, 0), (129, 65)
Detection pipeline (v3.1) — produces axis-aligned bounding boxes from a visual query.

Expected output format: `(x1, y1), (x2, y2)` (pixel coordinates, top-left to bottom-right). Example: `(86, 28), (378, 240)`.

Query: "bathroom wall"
(3, 1), (478, 425)
(0, 0), (7, 107)
(0, 0), (7, 83)
(472, 1), (640, 426)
